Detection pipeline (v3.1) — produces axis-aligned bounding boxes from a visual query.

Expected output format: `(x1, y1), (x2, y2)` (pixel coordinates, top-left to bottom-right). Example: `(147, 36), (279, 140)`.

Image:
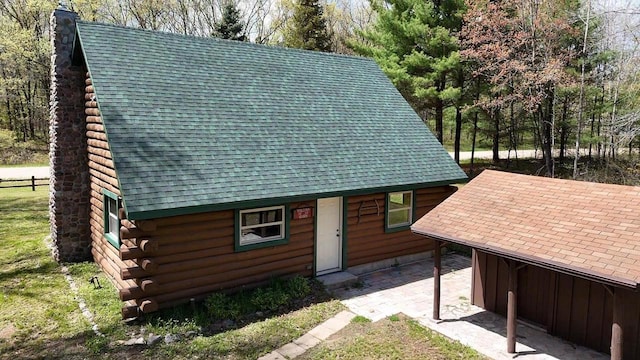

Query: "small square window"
(103, 189), (121, 248)
(386, 191), (413, 231)
(236, 205), (289, 251)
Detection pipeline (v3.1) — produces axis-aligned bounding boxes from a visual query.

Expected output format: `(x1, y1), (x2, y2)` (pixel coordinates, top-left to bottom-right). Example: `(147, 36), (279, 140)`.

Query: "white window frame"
(239, 205), (286, 246)
(102, 189), (121, 248)
(387, 191), (413, 229)
(106, 196), (119, 239)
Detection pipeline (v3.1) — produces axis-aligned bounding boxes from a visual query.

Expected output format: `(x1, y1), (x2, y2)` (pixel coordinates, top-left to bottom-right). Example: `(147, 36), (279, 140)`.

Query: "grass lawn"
(300, 314), (488, 360)
(0, 186), (89, 359)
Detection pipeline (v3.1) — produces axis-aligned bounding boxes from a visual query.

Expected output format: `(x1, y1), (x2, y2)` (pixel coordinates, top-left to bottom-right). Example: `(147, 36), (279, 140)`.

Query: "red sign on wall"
(292, 207), (313, 220)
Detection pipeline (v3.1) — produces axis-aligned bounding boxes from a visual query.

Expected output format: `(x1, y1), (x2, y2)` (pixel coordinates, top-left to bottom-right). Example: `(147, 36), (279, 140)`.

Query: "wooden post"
(31, 176), (35, 191)
(611, 288), (623, 360)
(433, 240), (441, 320)
(507, 260), (518, 353)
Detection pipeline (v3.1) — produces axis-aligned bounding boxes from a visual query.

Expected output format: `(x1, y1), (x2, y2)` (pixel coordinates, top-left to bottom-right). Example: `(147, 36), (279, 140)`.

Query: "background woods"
(0, 0), (639, 182)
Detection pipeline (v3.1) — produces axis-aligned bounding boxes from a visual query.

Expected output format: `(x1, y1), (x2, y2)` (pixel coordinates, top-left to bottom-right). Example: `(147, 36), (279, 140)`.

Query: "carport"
(412, 170), (640, 359)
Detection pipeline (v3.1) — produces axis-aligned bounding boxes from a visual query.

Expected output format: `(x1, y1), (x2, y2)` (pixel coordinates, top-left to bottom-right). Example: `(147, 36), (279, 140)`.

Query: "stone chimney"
(49, 6), (91, 262)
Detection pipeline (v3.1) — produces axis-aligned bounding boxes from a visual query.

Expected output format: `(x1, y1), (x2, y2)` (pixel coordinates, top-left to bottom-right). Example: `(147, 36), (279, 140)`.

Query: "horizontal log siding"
(346, 186), (456, 267)
(472, 251), (640, 357)
(85, 73), (139, 307)
(121, 201), (315, 313)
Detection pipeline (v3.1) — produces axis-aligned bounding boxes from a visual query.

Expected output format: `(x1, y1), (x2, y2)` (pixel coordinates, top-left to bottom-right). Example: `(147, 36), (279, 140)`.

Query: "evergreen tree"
(348, 0), (464, 144)
(213, 3), (246, 41)
(283, 0), (332, 52)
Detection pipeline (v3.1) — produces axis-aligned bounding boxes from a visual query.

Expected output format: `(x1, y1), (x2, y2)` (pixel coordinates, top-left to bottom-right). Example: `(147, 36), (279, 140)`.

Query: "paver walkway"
(335, 254), (608, 360)
(258, 310), (356, 360)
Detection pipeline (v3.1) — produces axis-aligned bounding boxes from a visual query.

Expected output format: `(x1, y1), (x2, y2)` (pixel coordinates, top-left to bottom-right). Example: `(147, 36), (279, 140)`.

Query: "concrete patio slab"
(316, 271), (358, 290)
(334, 254), (609, 360)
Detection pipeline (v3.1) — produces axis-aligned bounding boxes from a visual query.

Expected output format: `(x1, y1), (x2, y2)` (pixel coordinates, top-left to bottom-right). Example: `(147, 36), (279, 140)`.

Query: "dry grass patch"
(300, 313), (487, 360)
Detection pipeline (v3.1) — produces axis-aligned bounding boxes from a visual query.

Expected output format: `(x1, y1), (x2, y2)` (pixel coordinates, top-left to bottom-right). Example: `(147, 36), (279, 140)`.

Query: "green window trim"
(234, 205), (290, 252)
(385, 190), (415, 233)
(102, 188), (121, 248)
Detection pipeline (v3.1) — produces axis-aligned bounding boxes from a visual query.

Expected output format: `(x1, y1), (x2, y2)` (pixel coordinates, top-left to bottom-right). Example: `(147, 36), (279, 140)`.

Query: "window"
(386, 191), (413, 231)
(236, 205), (289, 251)
(103, 189), (121, 248)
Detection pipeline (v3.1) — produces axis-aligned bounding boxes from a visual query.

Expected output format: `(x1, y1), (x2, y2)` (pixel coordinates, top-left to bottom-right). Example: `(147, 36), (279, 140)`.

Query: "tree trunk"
(559, 96), (568, 161)
(454, 70), (464, 164)
(454, 107), (462, 164)
(470, 78), (480, 176)
(540, 103), (554, 177)
(493, 107), (500, 162)
(435, 97), (444, 144)
(470, 112), (478, 176)
(589, 94), (596, 160)
(507, 101), (516, 167)
(573, 0), (591, 179)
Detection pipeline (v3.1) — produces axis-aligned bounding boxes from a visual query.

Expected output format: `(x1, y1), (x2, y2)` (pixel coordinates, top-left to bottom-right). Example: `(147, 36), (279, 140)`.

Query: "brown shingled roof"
(411, 170), (640, 289)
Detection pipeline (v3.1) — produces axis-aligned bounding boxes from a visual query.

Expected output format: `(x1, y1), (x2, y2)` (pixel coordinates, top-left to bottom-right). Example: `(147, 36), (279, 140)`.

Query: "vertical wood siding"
(346, 186), (456, 267)
(472, 250), (640, 357)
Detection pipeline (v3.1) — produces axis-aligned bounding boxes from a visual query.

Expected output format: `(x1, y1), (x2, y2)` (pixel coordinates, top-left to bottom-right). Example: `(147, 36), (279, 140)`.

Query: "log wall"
(472, 250), (640, 357)
(84, 73), (140, 316)
(114, 201), (315, 316)
(346, 186), (457, 267)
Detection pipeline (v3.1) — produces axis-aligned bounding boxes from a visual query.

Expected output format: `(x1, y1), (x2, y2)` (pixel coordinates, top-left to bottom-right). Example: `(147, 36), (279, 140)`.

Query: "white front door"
(316, 197), (342, 275)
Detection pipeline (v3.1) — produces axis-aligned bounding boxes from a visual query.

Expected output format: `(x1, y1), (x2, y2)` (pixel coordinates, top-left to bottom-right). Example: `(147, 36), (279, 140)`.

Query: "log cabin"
(412, 170), (640, 359)
(49, 7), (467, 318)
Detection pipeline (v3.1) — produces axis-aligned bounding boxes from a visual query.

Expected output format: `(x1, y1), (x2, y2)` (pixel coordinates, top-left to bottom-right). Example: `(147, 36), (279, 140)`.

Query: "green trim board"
(341, 196), (349, 270)
(384, 190), (415, 233)
(312, 199), (318, 275)
(234, 204), (290, 252)
(74, 21), (467, 221)
(102, 188), (121, 248)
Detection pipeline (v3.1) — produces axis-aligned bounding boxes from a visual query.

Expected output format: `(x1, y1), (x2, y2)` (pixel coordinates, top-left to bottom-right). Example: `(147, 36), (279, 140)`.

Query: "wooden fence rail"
(0, 176), (49, 191)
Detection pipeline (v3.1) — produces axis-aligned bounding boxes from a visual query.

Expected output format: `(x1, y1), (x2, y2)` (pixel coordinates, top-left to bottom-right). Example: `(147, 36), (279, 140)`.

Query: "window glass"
(108, 197), (119, 237)
(239, 206), (285, 245)
(103, 190), (121, 248)
(387, 191), (413, 228)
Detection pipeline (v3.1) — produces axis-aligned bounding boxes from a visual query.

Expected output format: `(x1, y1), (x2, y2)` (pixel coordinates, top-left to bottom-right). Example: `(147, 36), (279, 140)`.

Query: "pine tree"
(213, 3), (246, 41)
(283, 0), (332, 52)
(348, 0), (464, 144)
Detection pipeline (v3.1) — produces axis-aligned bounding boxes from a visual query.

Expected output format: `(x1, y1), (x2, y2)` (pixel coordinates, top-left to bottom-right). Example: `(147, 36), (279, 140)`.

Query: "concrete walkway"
(335, 254), (608, 360)
(258, 310), (356, 359)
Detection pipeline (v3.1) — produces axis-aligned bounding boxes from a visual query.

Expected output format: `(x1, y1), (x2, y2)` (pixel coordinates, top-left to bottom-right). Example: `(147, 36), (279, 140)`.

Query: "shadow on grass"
(0, 330), (94, 360)
(0, 259), (59, 284)
(0, 195), (48, 210)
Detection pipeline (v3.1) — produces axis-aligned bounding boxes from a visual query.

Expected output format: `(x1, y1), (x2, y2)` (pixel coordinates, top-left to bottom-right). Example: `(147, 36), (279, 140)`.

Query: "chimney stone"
(49, 8), (91, 262)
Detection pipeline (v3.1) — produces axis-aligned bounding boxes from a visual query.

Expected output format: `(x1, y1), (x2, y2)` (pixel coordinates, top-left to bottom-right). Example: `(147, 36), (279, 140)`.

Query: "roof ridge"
(76, 20), (374, 62)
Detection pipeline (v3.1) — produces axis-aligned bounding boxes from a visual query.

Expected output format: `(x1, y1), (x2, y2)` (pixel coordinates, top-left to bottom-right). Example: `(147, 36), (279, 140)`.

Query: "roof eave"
(127, 177), (468, 220)
(411, 228), (640, 291)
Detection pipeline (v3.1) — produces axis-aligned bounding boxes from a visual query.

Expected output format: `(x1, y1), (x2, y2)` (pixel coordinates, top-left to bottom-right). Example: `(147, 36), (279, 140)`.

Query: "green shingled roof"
(75, 21), (467, 220)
